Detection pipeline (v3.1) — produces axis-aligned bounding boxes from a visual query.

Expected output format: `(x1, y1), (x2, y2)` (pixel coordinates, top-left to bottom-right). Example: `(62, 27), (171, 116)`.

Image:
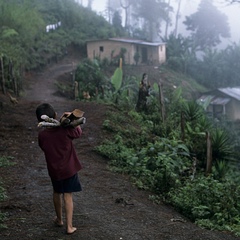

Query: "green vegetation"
(96, 106), (240, 235)
(94, 81), (240, 236)
(0, 0), (240, 236)
(0, 156), (15, 167)
(0, 0), (116, 95)
(165, 33), (240, 89)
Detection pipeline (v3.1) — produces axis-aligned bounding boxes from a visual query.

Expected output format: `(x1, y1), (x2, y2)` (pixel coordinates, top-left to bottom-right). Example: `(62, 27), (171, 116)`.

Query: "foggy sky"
(82, 0), (240, 44)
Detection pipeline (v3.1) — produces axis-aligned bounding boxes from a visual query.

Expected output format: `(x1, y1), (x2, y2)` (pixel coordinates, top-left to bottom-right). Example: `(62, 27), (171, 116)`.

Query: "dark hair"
(142, 73), (147, 79)
(36, 103), (55, 122)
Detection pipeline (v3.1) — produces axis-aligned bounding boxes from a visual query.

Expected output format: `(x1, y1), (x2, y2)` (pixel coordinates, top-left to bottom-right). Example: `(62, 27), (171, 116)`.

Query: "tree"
(164, 0), (171, 38)
(165, 33), (197, 74)
(0, 1), (45, 94)
(183, 0), (230, 50)
(106, 0), (121, 23)
(163, 0), (183, 38)
(132, 0), (171, 41)
(112, 11), (124, 36)
(87, 0), (94, 9)
(225, 0), (240, 2)
(173, 0), (183, 37)
(120, 0), (134, 29)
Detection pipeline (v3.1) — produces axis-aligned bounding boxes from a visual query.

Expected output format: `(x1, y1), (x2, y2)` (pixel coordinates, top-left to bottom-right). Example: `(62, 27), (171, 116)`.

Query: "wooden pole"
(206, 131), (212, 175)
(119, 58), (122, 69)
(74, 81), (79, 100)
(0, 56), (6, 94)
(158, 79), (165, 123)
(181, 111), (185, 141)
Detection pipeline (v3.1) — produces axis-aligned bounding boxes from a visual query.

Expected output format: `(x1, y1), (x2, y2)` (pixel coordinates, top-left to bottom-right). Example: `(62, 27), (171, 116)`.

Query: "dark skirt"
(51, 173), (82, 193)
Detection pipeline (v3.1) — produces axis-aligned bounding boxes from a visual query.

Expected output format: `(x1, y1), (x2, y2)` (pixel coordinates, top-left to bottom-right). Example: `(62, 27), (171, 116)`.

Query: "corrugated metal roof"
(218, 87), (240, 101)
(198, 95), (215, 102)
(108, 38), (165, 46)
(198, 95), (230, 105)
(86, 38), (166, 46)
(211, 97), (230, 105)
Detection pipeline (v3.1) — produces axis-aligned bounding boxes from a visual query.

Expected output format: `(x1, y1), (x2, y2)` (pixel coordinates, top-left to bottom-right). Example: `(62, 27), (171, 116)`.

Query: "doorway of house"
(141, 47), (148, 63)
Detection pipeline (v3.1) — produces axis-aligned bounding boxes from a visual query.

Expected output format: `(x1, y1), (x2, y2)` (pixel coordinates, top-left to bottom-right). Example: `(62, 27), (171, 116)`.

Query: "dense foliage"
(165, 33), (240, 88)
(183, 0), (230, 50)
(94, 80), (240, 236)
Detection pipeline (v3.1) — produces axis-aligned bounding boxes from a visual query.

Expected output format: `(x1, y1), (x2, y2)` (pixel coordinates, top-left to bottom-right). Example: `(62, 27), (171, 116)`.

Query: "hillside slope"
(0, 56), (238, 240)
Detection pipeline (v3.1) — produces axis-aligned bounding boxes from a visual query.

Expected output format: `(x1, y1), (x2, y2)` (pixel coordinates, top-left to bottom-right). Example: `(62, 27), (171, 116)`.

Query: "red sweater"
(38, 126), (82, 180)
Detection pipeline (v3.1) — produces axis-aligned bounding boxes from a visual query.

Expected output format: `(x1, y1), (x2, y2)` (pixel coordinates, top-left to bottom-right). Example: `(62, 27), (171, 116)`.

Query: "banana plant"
(110, 59), (123, 103)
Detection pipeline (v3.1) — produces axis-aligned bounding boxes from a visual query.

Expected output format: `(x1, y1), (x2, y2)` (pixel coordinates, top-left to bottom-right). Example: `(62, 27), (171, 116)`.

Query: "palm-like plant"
(182, 100), (204, 122)
(211, 128), (234, 162)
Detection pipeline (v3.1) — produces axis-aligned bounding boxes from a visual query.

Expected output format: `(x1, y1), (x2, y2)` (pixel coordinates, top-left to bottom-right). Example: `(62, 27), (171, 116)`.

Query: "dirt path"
(0, 57), (239, 240)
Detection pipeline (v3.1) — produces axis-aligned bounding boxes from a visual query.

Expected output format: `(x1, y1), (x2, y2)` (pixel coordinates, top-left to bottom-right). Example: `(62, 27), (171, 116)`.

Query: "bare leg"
(53, 192), (63, 226)
(64, 192), (77, 234)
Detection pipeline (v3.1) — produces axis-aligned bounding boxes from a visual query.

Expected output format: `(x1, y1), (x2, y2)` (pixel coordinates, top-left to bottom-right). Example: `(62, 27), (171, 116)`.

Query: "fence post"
(206, 131), (212, 175)
(0, 56), (6, 94)
(158, 79), (165, 123)
(181, 111), (185, 141)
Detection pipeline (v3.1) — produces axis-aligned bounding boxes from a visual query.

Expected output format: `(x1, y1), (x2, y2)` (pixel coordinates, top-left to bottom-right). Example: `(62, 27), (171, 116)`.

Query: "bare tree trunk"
(206, 131), (212, 175)
(173, 0), (182, 37)
(107, 0), (112, 23)
(120, 0), (131, 28)
(0, 56), (6, 94)
(164, 0), (171, 38)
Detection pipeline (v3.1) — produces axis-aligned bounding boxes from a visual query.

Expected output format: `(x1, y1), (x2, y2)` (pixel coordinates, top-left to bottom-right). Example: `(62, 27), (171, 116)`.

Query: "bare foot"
(54, 217), (63, 227)
(66, 227), (77, 235)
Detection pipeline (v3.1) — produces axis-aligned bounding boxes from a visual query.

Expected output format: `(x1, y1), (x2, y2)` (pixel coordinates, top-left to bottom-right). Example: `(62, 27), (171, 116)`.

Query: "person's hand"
(60, 112), (71, 120)
(60, 112), (72, 126)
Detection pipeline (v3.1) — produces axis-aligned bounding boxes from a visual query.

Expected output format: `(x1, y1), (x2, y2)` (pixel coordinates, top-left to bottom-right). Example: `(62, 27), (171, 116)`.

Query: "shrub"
(167, 175), (240, 234)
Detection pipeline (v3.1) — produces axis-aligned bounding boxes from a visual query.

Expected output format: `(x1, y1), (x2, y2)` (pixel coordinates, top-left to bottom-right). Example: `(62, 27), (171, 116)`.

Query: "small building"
(86, 38), (166, 65)
(197, 87), (240, 121)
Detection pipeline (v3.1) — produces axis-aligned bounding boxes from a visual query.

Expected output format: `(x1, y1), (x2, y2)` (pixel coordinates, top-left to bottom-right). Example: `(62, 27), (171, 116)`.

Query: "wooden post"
(0, 56), (6, 94)
(158, 79), (165, 123)
(181, 111), (185, 141)
(119, 58), (122, 69)
(74, 81), (79, 100)
(10, 61), (18, 96)
(206, 131), (212, 175)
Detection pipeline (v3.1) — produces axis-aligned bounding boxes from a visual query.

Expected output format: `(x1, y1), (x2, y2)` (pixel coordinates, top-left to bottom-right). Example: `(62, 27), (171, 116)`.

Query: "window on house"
(100, 46), (104, 52)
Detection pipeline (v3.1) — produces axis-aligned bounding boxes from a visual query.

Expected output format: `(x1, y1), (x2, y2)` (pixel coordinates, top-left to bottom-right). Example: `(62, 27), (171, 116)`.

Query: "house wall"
(226, 99), (240, 121)
(138, 45), (166, 65)
(158, 45), (166, 64)
(87, 40), (166, 65)
(207, 100), (240, 121)
(199, 89), (240, 121)
(87, 40), (135, 64)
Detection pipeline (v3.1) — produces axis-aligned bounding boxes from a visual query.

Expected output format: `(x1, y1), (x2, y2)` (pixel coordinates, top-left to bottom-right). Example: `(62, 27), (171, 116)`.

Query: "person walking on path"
(36, 103), (83, 235)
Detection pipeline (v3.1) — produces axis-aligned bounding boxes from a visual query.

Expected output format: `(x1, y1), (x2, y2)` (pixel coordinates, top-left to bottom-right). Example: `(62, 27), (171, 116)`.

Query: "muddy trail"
(0, 56), (239, 240)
